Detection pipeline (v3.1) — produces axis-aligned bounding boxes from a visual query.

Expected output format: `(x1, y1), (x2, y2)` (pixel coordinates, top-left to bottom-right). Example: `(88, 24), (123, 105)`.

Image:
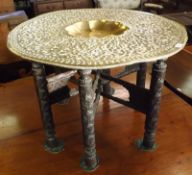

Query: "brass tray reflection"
(65, 20), (128, 38)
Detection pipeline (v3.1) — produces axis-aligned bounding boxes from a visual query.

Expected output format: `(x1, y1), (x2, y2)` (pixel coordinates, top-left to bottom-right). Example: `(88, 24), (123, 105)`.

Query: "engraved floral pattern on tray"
(7, 9), (187, 69)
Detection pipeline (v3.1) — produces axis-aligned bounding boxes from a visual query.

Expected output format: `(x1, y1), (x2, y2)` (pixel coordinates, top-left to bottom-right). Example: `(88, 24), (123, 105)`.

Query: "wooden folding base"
(32, 60), (167, 171)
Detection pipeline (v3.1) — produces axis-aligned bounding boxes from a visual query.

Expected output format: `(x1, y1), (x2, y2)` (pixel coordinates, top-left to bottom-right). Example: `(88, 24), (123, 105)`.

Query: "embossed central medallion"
(65, 20), (128, 38)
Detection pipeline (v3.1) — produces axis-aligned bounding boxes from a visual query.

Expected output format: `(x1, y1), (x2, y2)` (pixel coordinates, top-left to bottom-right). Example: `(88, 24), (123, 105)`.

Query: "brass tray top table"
(7, 9), (187, 172)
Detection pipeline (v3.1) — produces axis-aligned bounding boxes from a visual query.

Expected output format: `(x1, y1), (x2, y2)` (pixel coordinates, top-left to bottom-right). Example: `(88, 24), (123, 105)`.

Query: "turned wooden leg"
(78, 70), (99, 172)
(136, 60), (167, 151)
(136, 63), (147, 88)
(32, 62), (64, 153)
(102, 69), (114, 95)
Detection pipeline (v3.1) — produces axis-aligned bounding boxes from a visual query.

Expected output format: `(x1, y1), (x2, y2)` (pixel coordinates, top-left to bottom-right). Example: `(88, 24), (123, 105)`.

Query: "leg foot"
(135, 138), (157, 152)
(44, 139), (64, 154)
(80, 156), (99, 172)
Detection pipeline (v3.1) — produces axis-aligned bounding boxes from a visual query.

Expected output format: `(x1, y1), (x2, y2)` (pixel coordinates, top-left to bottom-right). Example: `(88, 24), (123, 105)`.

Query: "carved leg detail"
(32, 62), (64, 153)
(136, 60), (167, 151)
(78, 70), (99, 172)
(102, 69), (115, 95)
(136, 63), (147, 88)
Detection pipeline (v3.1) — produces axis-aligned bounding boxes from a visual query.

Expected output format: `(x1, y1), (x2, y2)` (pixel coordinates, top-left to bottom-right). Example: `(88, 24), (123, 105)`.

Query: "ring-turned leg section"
(32, 62), (64, 153)
(102, 69), (115, 95)
(136, 63), (147, 88)
(78, 70), (99, 172)
(136, 60), (167, 151)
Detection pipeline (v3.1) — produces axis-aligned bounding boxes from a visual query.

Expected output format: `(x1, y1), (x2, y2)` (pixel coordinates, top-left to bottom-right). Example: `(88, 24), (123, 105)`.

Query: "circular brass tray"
(7, 9), (187, 69)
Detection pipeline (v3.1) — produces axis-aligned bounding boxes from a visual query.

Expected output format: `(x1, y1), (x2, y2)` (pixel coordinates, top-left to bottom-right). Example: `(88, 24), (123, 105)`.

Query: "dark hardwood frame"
(32, 59), (167, 171)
